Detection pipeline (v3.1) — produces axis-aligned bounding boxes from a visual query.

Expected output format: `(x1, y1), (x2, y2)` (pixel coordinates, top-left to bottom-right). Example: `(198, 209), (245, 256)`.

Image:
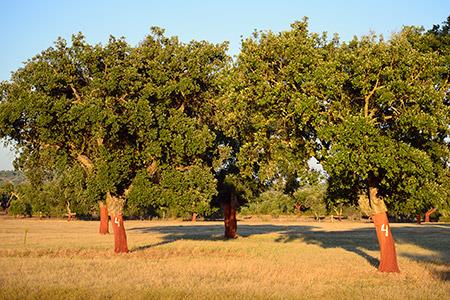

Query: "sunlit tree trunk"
(416, 214), (422, 224)
(106, 192), (128, 253)
(223, 193), (238, 239)
(110, 213), (128, 253)
(368, 175), (400, 273)
(424, 208), (437, 223)
(99, 201), (109, 234)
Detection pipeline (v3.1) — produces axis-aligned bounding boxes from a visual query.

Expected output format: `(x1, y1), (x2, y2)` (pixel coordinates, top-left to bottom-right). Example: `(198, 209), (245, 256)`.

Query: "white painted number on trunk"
(115, 217), (120, 227)
(381, 224), (389, 237)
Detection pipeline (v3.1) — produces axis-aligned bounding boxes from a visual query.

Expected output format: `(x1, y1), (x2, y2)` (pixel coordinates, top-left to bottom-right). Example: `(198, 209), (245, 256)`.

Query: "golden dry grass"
(0, 216), (449, 299)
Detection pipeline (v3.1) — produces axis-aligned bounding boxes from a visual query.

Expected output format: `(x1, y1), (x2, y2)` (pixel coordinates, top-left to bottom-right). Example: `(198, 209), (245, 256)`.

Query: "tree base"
(424, 208), (437, 223)
(223, 201), (238, 239)
(416, 214), (421, 224)
(111, 214), (128, 253)
(372, 212), (400, 273)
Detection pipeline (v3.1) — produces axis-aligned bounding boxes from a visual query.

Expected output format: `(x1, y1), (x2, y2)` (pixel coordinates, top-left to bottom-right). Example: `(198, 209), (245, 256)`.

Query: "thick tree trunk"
(106, 192), (128, 253)
(191, 213), (197, 222)
(223, 193), (238, 239)
(372, 212), (400, 272)
(111, 213), (128, 253)
(368, 175), (400, 273)
(99, 201), (109, 234)
(424, 208), (437, 223)
(416, 214), (422, 224)
(295, 203), (301, 215)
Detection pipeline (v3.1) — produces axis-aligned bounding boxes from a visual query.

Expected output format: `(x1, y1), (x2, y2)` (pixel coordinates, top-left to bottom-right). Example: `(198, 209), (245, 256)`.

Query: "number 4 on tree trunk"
(381, 224), (389, 237)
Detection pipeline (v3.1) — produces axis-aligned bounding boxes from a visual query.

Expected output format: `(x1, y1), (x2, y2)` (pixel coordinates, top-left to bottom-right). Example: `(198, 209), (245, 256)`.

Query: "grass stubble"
(0, 217), (448, 299)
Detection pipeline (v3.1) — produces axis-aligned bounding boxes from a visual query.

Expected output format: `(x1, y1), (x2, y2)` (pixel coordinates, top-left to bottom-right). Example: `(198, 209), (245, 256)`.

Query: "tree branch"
(439, 77), (449, 93)
(70, 84), (82, 103)
(118, 93), (128, 104)
(175, 165), (193, 171)
(10, 191), (20, 200)
(147, 159), (158, 176)
(124, 184), (133, 197)
(364, 71), (384, 118)
(178, 102), (185, 113)
(76, 154), (94, 172)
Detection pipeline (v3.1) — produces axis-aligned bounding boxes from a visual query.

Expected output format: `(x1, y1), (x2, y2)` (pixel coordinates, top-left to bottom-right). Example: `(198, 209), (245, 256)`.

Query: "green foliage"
(293, 185), (327, 218)
(159, 166), (218, 218)
(126, 166), (218, 219)
(317, 24), (450, 216)
(4, 165), (95, 218)
(8, 199), (32, 217)
(8, 185), (32, 217)
(0, 182), (14, 211)
(240, 190), (295, 216)
(1, 18), (449, 219)
(0, 28), (227, 217)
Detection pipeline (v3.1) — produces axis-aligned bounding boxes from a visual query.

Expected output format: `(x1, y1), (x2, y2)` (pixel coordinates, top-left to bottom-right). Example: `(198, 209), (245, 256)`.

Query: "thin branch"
(76, 154), (94, 172)
(96, 138), (104, 147)
(175, 165), (193, 171)
(408, 69), (423, 85)
(118, 93), (128, 104)
(147, 160), (158, 176)
(178, 102), (185, 113)
(439, 77), (449, 93)
(124, 184), (133, 197)
(364, 70), (384, 118)
(70, 84), (82, 103)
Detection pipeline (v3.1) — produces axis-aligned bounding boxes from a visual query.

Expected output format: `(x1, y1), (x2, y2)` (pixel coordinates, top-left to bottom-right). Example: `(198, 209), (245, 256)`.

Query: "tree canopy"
(317, 26), (449, 216)
(0, 18), (449, 221)
(0, 28), (229, 219)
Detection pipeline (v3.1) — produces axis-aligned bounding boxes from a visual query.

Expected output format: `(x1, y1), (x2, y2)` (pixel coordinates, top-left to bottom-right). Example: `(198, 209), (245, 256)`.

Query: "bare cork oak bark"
(368, 175), (400, 273)
(106, 192), (128, 253)
(99, 201), (109, 234)
(223, 193), (238, 239)
(424, 208), (437, 223)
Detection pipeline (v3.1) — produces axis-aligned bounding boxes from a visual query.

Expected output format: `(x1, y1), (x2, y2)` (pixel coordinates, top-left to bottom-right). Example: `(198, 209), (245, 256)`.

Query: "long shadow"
(131, 240), (174, 252)
(128, 222), (450, 277)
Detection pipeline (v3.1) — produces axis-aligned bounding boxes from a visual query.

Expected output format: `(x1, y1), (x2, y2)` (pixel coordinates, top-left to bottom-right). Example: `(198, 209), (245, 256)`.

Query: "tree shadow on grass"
(131, 240), (174, 252)
(128, 222), (450, 278)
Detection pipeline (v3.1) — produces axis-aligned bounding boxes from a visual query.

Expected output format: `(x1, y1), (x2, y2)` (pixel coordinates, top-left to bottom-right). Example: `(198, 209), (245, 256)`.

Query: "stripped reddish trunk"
(191, 213), (197, 222)
(99, 202), (109, 234)
(372, 212), (400, 272)
(223, 194), (238, 239)
(368, 174), (399, 273)
(111, 213), (128, 253)
(416, 214), (422, 224)
(424, 208), (437, 223)
(295, 203), (301, 214)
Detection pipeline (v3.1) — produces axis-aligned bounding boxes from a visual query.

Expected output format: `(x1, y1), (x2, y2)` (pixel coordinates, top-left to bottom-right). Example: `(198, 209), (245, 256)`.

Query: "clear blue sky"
(0, 0), (449, 170)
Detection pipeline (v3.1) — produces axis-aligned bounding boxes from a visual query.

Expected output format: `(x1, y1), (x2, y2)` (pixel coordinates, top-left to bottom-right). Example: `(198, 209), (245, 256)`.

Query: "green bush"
(8, 199), (32, 217)
(438, 209), (450, 222)
(293, 186), (326, 219)
(240, 190), (295, 216)
(126, 167), (218, 219)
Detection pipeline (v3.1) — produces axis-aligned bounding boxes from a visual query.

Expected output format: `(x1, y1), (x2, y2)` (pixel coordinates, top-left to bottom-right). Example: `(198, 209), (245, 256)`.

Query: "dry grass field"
(0, 216), (449, 299)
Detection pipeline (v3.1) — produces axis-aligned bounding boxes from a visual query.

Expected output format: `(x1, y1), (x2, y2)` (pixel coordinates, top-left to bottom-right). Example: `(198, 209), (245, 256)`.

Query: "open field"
(0, 216), (449, 299)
